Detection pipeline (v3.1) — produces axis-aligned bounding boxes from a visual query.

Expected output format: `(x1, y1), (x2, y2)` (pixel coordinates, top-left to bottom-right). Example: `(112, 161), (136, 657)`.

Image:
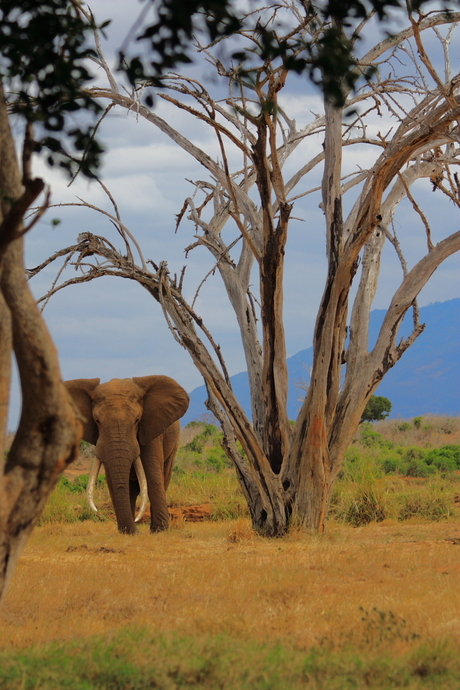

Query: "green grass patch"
(38, 475), (110, 526)
(331, 452), (458, 526)
(1, 628), (460, 690)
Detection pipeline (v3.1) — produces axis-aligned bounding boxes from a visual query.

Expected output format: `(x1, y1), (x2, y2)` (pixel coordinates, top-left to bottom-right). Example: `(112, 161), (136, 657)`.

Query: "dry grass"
(1, 518), (459, 654)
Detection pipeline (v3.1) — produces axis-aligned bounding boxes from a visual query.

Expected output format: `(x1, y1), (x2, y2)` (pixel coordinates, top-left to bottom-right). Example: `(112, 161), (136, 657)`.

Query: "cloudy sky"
(8, 1), (460, 428)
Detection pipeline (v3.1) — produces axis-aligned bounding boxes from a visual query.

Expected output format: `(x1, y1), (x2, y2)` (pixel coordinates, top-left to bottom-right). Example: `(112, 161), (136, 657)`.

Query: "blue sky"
(8, 1), (460, 428)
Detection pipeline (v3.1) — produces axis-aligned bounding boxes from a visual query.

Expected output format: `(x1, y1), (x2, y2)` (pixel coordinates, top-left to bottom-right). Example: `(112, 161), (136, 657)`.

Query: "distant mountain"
(182, 298), (460, 423)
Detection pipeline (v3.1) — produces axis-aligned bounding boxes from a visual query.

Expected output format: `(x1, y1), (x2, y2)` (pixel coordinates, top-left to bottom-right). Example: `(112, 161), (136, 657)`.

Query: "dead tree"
(35, 3), (460, 535)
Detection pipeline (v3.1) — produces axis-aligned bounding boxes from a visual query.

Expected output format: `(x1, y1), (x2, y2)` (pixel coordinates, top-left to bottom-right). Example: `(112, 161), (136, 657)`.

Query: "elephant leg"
(129, 464), (140, 518)
(141, 435), (170, 533)
(162, 422), (180, 491)
(163, 451), (175, 493)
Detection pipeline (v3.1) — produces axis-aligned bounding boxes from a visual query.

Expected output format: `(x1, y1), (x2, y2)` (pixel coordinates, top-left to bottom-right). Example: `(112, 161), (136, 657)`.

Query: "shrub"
(359, 423), (385, 448)
(339, 488), (387, 526)
(380, 457), (400, 475)
(57, 474), (105, 493)
(396, 447), (435, 478)
(425, 445), (460, 471)
(398, 422), (412, 432)
(201, 423), (217, 437)
(402, 458), (436, 478)
(204, 446), (232, 472)
(184, 438), (204, 454)
(403, 447), (426, 461)
(345, 447), (361, 463)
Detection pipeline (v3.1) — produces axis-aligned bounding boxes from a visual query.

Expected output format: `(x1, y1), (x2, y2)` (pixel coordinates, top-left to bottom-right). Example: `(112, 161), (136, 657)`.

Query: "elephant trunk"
(94, 436), (143, 534)
(106, 460), (137, 534)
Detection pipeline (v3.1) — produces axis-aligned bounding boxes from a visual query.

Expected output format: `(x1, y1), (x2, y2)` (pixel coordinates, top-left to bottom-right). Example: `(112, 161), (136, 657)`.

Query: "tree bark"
(0, 83), (82, 602)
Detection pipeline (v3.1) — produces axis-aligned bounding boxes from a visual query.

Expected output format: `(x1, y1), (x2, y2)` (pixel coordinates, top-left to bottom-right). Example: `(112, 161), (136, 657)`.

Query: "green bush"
(397, 447), (429, 478)
(404, 447), (426, 461)
(402, 459), (436, 478)
(184, 438), (204, 453)
(58, 474), (106, 493)
(172, 465), (186, 477)
(359, 423), (385, 447)
(201, 423), (217, 437)
(358, 423), (394, 449)
(380, 457), (400, 475)
(425, 445), (460, 471)
(204, 447), (232, 472)
(365, 443), (460, 479)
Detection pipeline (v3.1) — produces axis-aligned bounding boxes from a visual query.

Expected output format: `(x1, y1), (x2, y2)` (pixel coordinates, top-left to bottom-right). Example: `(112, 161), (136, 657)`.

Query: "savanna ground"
(1, 416), (460, 689)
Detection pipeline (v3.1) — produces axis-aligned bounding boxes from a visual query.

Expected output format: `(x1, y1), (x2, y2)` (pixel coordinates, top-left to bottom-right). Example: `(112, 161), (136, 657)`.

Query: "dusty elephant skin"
(64, 376), (189, 534)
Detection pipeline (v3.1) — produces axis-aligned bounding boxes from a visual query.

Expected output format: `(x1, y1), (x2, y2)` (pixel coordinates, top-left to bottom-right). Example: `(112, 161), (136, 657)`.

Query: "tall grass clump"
(330, 452), (389, 526)
(397, 477), (456, 522)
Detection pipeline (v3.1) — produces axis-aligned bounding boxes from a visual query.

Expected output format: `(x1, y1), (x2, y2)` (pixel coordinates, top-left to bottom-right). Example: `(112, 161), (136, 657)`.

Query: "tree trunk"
(0, 291), (12, 463)
(0, 83), (82, 603)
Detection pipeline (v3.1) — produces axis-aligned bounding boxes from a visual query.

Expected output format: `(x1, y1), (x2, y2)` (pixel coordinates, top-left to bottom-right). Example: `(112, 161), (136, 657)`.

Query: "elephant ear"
(64, 378), (100, 445)
(133, 375), (189, 445)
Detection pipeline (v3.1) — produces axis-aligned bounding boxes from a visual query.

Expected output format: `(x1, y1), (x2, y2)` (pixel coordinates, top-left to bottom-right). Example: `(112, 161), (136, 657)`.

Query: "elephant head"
(64, 376), (189, 534)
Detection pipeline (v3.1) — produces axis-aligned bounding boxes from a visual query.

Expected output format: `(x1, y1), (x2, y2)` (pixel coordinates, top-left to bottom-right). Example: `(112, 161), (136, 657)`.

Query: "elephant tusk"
(134, 457), (148, 523)
(86, 456), (102, 513)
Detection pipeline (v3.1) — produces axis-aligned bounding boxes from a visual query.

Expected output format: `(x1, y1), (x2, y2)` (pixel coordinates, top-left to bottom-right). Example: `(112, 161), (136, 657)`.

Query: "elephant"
(64, 376), (189, 534)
